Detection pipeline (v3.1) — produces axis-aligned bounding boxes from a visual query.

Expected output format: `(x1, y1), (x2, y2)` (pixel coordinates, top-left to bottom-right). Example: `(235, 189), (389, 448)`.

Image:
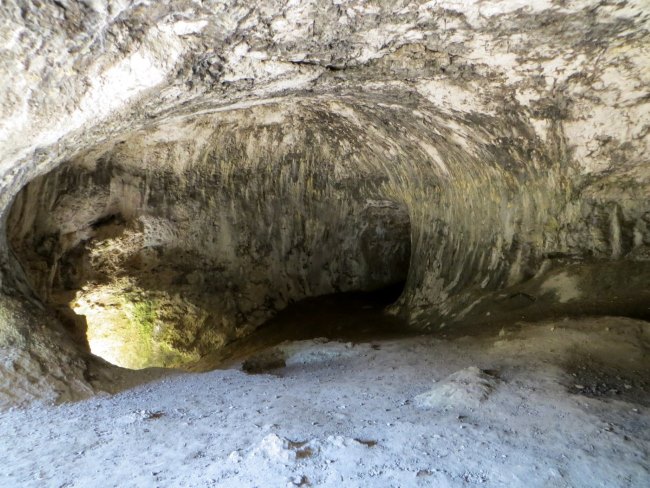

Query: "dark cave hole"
(190, 281), (414, 372)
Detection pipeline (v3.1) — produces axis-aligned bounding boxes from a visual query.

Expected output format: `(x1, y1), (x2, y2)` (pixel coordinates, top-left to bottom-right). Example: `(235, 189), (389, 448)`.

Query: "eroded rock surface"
(0, 0), (649, 403)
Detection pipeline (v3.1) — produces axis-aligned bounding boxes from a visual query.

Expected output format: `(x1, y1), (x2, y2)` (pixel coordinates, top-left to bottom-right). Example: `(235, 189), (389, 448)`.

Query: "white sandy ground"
(1, 316), (649, 488)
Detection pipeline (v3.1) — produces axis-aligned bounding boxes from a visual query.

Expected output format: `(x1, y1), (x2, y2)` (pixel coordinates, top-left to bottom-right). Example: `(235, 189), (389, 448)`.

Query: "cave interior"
(0, 0), (649, 486)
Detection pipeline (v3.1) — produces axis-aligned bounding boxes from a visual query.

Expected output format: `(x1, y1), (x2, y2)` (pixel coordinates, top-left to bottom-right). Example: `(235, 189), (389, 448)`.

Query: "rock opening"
(8, 138), (412, 369)
(1, 1), (650, 485)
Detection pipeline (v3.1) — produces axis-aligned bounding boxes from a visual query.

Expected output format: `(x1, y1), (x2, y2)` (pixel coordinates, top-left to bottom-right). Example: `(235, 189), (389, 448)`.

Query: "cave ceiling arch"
(0, 0), (648, 401)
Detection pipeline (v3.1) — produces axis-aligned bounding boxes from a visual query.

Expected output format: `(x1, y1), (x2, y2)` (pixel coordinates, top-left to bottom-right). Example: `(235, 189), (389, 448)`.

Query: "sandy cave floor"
(1, 314), (649, 488)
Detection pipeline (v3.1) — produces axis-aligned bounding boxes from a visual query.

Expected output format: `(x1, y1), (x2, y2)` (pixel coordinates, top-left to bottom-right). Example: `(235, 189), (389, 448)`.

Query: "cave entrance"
(8, 166), (412, 371)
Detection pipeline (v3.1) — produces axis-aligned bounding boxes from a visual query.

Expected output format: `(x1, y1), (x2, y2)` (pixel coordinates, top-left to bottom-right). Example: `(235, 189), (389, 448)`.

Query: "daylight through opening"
(8, 153), (412, 370)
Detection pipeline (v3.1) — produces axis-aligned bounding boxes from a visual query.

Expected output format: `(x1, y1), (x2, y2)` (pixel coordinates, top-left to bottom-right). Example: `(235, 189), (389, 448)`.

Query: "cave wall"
(0, 0), (649, 404)
(8, 103), (413, 367)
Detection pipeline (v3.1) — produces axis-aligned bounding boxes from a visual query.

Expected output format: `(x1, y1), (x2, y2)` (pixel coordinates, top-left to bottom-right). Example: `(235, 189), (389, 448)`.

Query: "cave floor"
(1, 315), (649, 487)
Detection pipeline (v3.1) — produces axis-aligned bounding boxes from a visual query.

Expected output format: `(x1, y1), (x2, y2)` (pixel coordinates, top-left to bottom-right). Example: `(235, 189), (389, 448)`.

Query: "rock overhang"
(0, 0), (648, 404)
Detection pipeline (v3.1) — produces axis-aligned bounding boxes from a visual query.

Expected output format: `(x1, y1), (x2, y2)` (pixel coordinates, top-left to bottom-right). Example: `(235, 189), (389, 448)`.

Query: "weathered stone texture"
(0, 0), (648, 402)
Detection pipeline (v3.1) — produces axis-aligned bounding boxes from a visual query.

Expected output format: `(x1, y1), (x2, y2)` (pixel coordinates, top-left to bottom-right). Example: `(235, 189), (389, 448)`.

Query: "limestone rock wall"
(8, 103), (412, 366)
(0, 0), (649, 403)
